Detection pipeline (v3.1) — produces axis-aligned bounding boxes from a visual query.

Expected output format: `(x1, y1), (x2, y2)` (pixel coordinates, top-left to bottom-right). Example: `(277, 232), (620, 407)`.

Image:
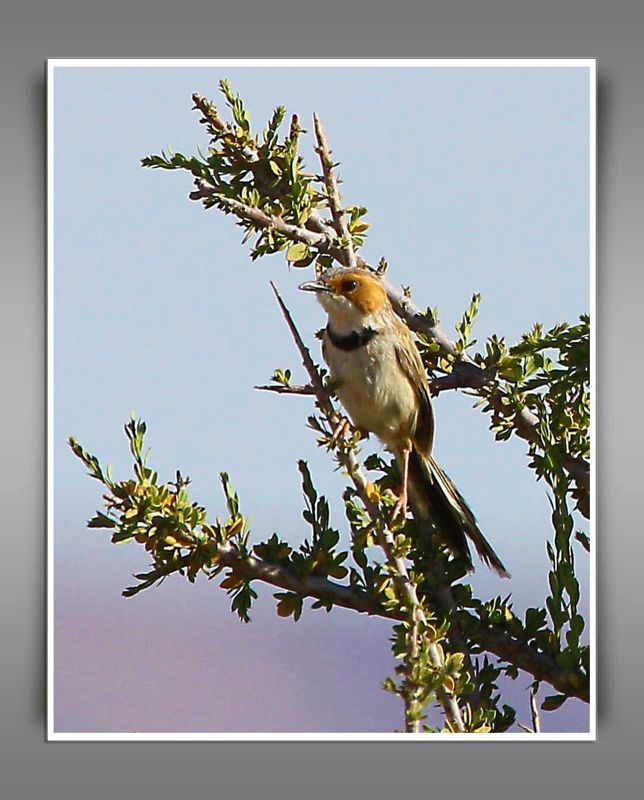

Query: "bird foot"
(329, 416), (353, 447)
(389, 488), (408, 525)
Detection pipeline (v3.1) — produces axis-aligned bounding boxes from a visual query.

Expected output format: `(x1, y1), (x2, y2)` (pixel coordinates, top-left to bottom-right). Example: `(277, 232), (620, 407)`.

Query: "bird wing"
(393, 322), (434, 455)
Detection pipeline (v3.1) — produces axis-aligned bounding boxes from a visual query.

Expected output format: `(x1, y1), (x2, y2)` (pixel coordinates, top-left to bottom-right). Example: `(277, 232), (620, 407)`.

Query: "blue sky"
(53, 63), (591, 734)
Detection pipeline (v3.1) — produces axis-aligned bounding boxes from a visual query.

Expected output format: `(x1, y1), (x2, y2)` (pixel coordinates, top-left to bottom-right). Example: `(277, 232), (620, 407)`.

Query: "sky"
(52, 63), (591, 735)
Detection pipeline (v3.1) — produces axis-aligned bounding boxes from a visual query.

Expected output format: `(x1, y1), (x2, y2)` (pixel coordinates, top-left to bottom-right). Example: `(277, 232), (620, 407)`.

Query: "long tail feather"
(407, 449), (510, 578)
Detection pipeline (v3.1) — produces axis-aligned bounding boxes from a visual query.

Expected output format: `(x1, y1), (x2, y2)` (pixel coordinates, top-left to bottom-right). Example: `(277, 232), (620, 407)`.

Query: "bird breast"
(323, 329), (418, 450)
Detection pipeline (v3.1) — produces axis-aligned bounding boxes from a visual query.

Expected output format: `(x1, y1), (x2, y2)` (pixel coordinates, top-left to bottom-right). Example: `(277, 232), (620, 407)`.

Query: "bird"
(299, 266), (509, 578)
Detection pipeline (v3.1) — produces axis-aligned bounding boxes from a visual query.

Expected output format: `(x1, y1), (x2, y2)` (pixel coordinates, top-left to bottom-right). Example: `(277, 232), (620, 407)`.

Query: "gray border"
(2, 1), (642, 796)
(46, 57), (596, 743)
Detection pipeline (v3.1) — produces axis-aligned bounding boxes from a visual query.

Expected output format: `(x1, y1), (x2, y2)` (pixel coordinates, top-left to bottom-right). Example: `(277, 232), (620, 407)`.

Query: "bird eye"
(343, 280), (358, 292)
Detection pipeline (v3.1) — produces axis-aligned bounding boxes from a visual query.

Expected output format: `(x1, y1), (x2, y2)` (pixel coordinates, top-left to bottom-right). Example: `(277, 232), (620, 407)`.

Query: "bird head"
(299, 268), (389, 325)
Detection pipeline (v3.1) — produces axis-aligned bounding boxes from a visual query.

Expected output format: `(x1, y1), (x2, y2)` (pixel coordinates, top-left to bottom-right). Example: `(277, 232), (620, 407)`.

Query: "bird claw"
(389, 488), (408, 525)
(329, 416), (353, 447)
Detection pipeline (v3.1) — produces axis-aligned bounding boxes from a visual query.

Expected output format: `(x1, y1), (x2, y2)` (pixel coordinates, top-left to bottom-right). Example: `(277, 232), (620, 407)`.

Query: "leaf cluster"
(142, 81), (369, 268)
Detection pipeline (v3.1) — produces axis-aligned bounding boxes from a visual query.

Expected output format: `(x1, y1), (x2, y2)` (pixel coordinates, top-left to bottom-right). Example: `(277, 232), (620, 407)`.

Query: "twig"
(345, 446), (466, 732)
(215, 541), (388, 616)
(254, 383), (315, 396)
(404, 612), (422, 733)
(530, 683), (542, 733)
(518, 684), (542, 733)
(269, 283), (330, 406)
(288, 114), (300, 150)
(192, 92), (256, 162)
(193, 188), (360, 272)
(192, 93), (228, 134)
(382, 280), (467, 358)
(429, 361), (493, 394)
(190, 101), (339, 245)
(313, 113), (357, 270)
(202, 189), (329, 245)
(429, 561), (483, 711)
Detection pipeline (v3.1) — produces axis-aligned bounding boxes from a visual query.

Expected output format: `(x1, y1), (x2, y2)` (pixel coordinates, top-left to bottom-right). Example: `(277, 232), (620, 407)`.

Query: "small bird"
(299, 267), (509, 577)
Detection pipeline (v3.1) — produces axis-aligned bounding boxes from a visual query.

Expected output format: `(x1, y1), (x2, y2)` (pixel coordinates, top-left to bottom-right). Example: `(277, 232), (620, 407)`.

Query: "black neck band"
(326, 324), (379, 351)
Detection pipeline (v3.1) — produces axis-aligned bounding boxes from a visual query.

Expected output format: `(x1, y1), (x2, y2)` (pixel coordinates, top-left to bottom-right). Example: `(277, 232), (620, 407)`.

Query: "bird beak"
(298, 281), (332, 294)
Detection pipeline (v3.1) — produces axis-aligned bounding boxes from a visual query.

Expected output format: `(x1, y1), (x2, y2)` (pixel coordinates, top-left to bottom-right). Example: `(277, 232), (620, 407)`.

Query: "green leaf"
(87, 512), (117, 529)
(570, 614), (585, 638)
(524, 607), (547, 634)
(286, 242), (309, 262)
(575, 531), (591, 552)
(541, 693), (568, 712)
(274, 591), (303, 621)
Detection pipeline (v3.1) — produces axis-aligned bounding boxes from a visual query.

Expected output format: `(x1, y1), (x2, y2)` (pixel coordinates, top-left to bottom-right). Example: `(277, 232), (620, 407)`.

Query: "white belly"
(324, 334), (417, 449)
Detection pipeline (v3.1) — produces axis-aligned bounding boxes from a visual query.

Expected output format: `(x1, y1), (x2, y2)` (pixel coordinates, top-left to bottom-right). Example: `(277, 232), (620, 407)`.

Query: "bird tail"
(407, 448), (510, 578)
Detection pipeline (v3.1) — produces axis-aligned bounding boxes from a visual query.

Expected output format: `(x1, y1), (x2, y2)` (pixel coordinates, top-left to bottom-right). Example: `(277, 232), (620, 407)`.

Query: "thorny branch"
(530, 684), (542, 733)
(313, 114), (357, 270)
(518, 684), (543, 734)
(269, 282), (466, 732)
(345, 446), (464, 732)
(254, 383), (315, 396)
(190, 93), (339, 241)
(139, 528), (588, 704)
